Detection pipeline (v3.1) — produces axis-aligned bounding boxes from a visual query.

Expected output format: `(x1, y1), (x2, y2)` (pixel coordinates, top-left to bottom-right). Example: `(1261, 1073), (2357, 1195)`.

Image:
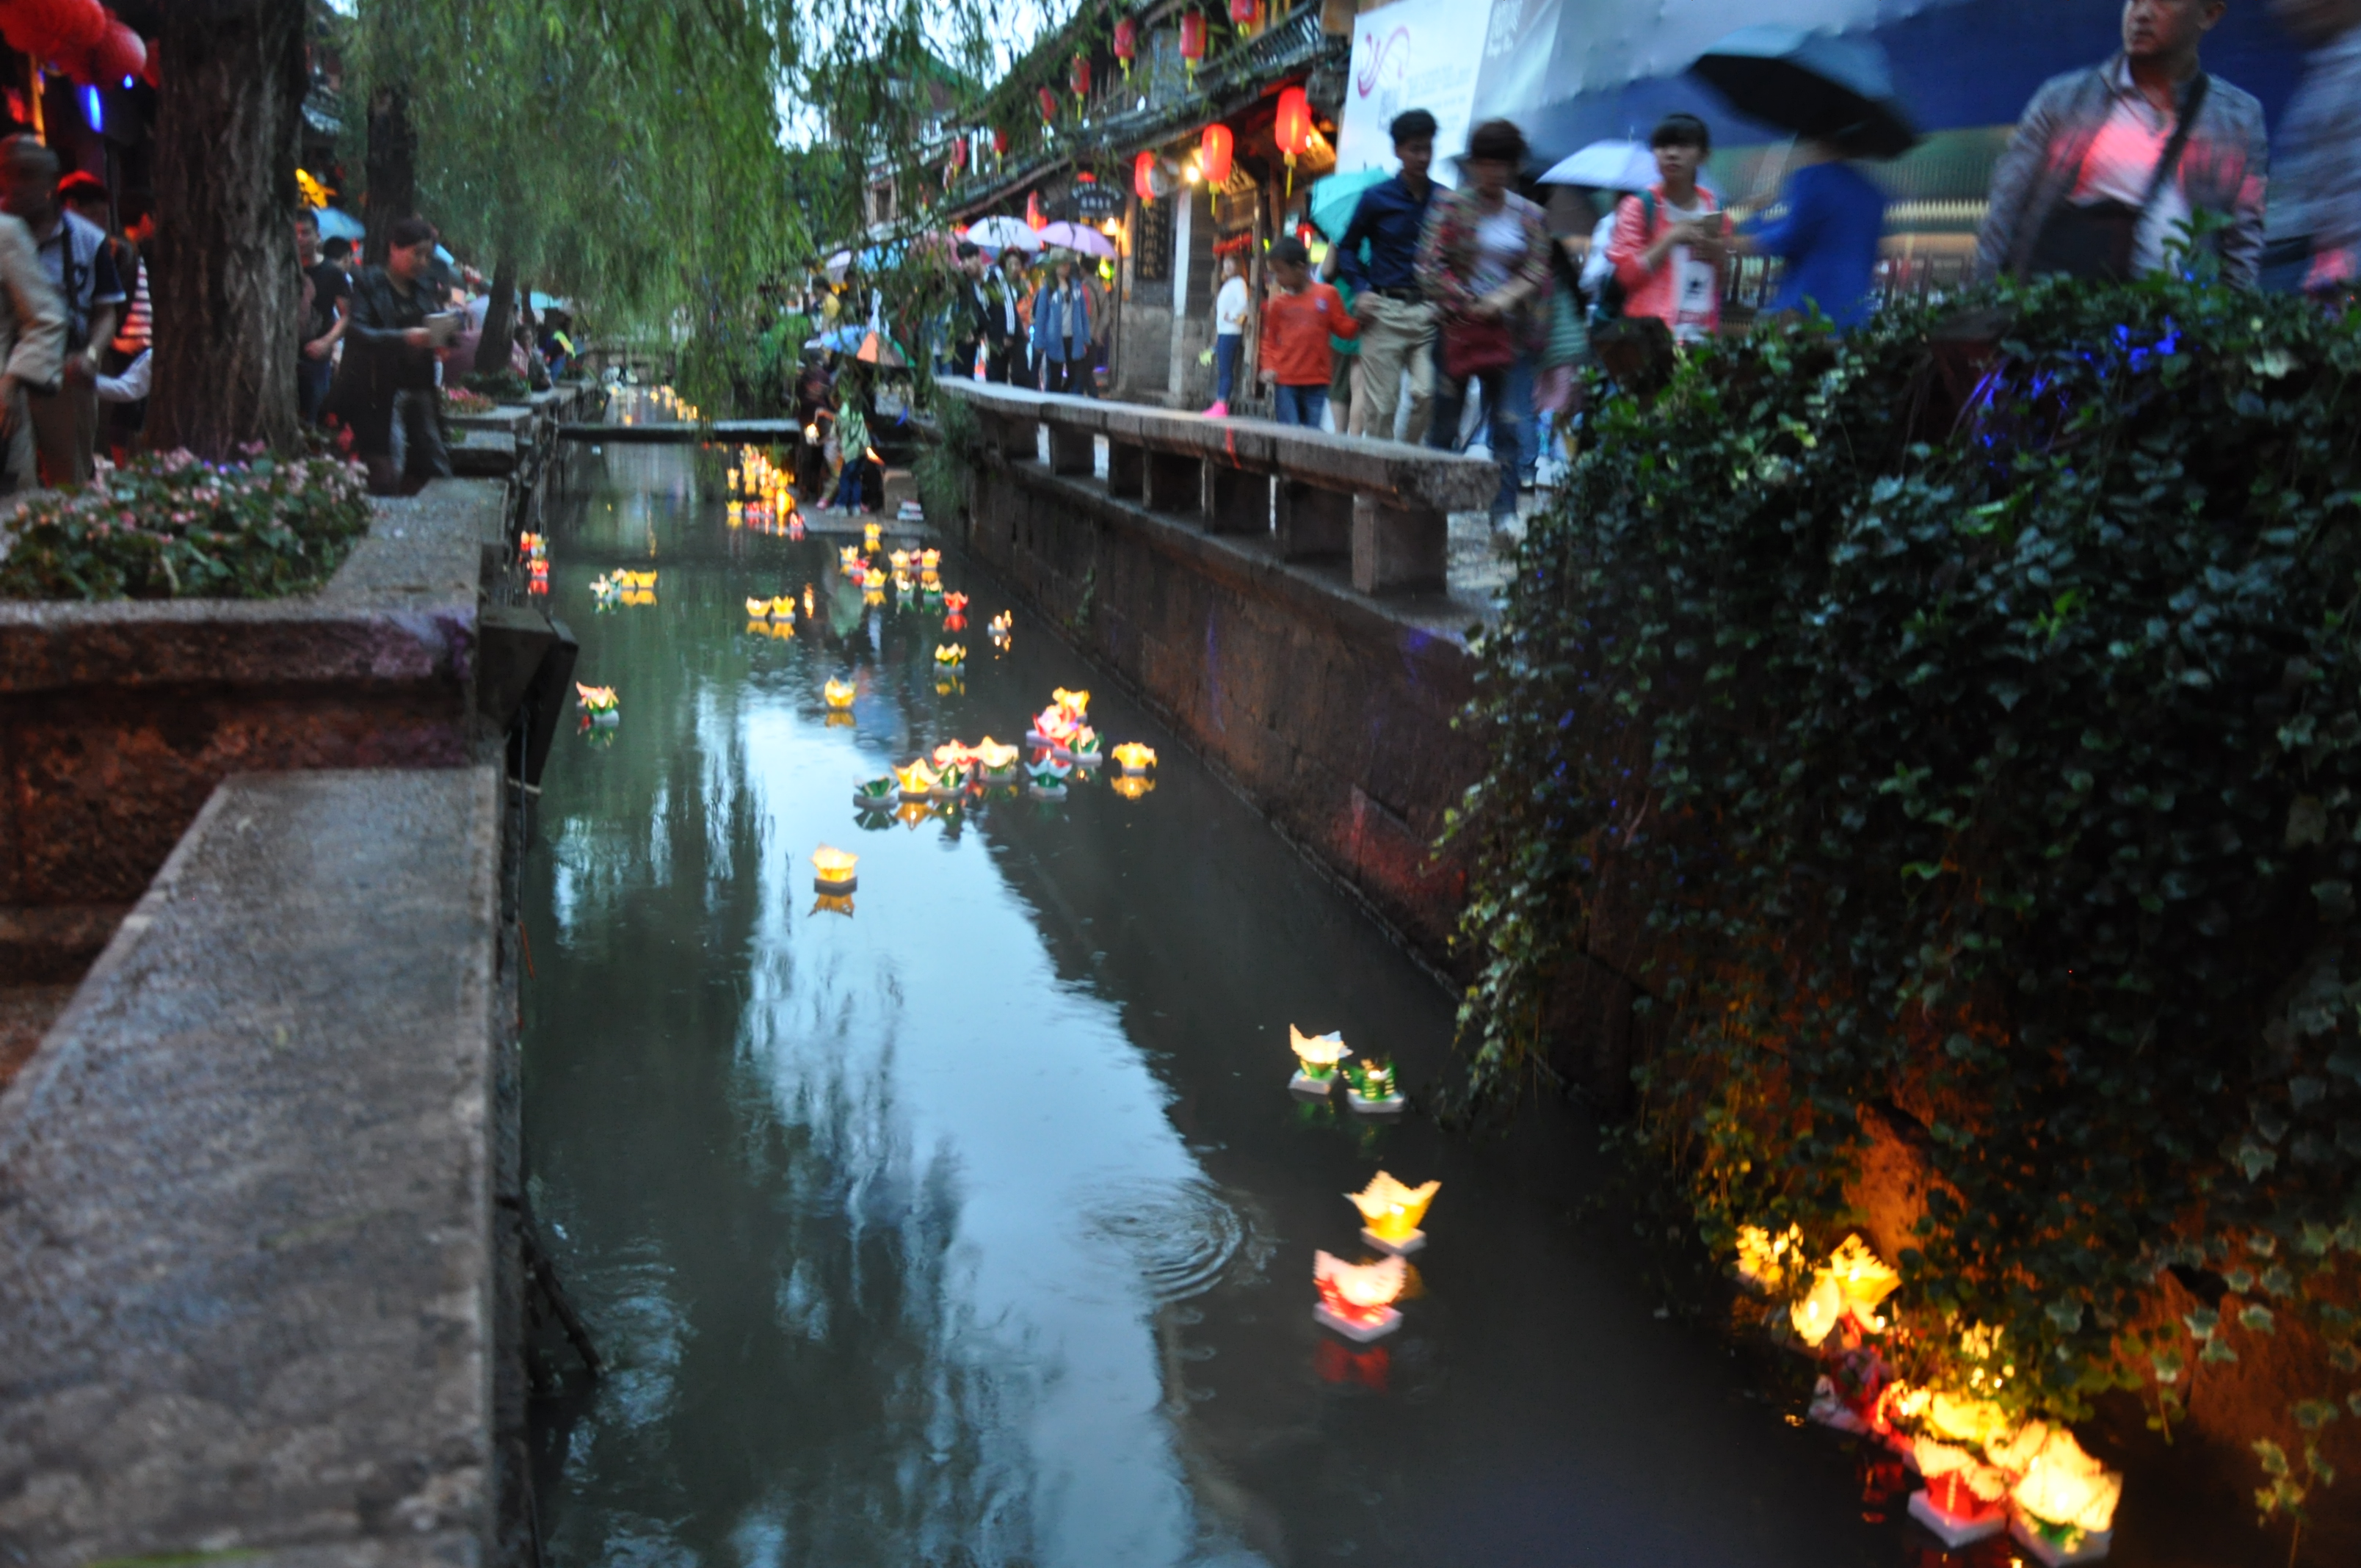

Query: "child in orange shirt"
(1258, 236), (1360, 428)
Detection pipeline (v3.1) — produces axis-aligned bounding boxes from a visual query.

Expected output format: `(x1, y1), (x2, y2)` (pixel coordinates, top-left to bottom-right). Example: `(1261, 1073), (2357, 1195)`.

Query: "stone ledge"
(0, 767), (503, 1568)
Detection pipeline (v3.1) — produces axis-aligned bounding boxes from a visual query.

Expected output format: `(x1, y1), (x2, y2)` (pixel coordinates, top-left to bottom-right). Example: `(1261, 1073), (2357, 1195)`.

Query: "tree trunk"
(363, 85), (415, 266)
(475, 252), (518, 378)
(147, 0), (307, 462)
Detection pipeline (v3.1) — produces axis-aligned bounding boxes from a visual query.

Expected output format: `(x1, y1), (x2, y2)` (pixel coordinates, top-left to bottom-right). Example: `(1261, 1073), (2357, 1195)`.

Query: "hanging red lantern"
(1228, 0), (1258, 35)
(1178, 11), (1206, 78)
(993, 126), (1010, 158)
(1133, 150), (1157, 204)
(4, 0), (106, 61)
(1199, 123), (1233, 188)
(1037, 84), (1059, 126)
(89, 15), (143, 84)
(1026, 191), (1046, 231)
(1275, 84), (1313, 193)
(948, 134), (968, 173)
(1113, 18), (1137, 77)
(1070, 53), (1090, 103)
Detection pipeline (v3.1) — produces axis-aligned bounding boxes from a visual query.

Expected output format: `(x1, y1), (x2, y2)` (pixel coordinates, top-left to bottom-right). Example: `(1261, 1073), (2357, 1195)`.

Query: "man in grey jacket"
(1976, 0), (2268, 286)
(0, 207), (64, 494)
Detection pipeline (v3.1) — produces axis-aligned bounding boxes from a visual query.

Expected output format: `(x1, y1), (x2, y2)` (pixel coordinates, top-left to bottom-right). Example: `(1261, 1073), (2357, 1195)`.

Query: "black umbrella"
(1690, 25), (1921, 161)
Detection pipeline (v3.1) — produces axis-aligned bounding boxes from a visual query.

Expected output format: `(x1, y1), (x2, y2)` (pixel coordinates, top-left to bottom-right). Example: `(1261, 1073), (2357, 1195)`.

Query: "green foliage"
(0, 450), (373, 600)
(1449, 272), (2361, 1484)
(915, 388), (980, 526)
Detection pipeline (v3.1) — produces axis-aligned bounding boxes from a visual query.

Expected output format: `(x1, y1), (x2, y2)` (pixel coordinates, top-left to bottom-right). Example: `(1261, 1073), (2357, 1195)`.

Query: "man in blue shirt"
(1334, 109), (1437, 443)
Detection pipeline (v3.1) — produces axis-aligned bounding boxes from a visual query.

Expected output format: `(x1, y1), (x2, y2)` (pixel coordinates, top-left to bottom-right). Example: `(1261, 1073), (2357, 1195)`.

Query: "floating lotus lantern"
(972, 737), (1020, 783)
(934, 643), (967, 670)
(865, 581), (887, 606)
(1343, 1056), (1403, 1114)
(1289, 1025), (1348, 1094)
(840, 545), (861, 570)
(590, 573), (619, 601)
(728, 501), (744, 526)
(575, 683), (620, 726)
(853, 775), (898, 812)
(864, 520), (882, 553)
(932, 762), (970, 799)
(1734, 1223), (1805, 1292)
(896, 759), (943, 801)
(1028, 756), (1073, 799)
(1925, 1390), (2014, 1448)
(932, 740), (975, 772)
(1066, 727), (1103, 766)
(747, 596), (774, 618)
(2006, 1427), (2120, 1564)
(1908, 1439), (2012, 1549)
(824, 678), (857, 710)
(890, 548), (912, 573)
(1053, 686), (1089, 719)
(942, 591), (969, 618)
(989, 611), (1013, 646)
(1313, 1250), (1406, 1343)
(1826, 1234), (1901, 1327)
(770, 595), (797, 620)
(1348, 1172), (1440, 1256)
(1788, 1269), (1846, 1348)
(1112, 742), (1158, 775)
(812, 844), (859, 892)
(1029, 703), (1079, 749)
(620, 570), (657, 589)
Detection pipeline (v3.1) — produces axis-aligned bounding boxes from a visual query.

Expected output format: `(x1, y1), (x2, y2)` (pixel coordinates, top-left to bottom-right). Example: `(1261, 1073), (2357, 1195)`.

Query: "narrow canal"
(521, 443), (1888, 1567)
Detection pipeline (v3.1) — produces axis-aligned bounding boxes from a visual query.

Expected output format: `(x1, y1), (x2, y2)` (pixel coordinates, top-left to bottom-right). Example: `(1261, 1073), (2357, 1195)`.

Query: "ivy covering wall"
(1448, 269), (2361, 1515)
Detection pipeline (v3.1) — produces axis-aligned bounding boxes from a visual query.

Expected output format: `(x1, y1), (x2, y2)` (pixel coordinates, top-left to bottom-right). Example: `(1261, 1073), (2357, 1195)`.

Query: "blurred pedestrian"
(1258, 235), (1359, 427)
(1976, 0), (2265, 285)
(1032, 253), (1092, 394)
(333, 215), (452, 493)
(0, 203), (61, 493)
(951, 241), (989, 378)
(984, 249), (1026, 382)
(1337, 108), (1440, 443)
(294, 209), (350, 423)
(2, 137), (123, 487)
(1418, 117), (1552, 537)
(1208, 252), (1248, 417)
(1605, 113), (1727, 346)
(1734, 137), (1888, 327)
(2262, 0), (2361, 293)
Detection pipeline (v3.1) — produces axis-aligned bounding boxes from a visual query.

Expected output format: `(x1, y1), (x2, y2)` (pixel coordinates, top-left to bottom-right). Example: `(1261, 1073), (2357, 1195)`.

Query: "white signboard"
(1335, 0), (1491, 181)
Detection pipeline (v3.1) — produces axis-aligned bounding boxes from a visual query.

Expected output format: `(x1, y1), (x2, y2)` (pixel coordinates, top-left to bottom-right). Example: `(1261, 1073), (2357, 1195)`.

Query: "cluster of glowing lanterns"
(728, 446), (802, 537)
(618, 383), (700, 427)
(520, 531), (549, 596)
(591, 570), (656, 608)
(744, 592), (799, 641)
(1288, 1024), (1401, 1114)
(1733, 1224), (2122, 1561)
(1311, 1169), (1439, 1344)
(1026, 686), (1103, 767)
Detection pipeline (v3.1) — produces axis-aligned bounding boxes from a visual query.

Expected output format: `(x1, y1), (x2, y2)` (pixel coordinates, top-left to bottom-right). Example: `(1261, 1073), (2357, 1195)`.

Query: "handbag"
(2028, 72), (2209, 282)
(1440, 313), (1515, 380)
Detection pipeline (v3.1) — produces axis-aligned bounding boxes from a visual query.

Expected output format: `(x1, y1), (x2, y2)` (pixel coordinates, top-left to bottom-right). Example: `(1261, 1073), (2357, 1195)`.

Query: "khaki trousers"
(1348, 293), (1434, 445)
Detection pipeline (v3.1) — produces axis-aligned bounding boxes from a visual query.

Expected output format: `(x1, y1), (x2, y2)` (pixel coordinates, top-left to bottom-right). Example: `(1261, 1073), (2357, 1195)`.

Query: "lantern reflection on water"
(1348, 1172), (1440, 1256)
(1109, 774), (1155, 800)
(864, 521), (882, 552)
(1313, 1251), (1406, 1343)
(811, 844), (858, 893)
(1288, 1025), (1347, 1094)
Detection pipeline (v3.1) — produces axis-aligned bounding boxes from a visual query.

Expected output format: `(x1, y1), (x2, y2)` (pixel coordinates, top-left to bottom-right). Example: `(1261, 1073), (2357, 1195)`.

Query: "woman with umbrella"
(1692, 26), (1916, 329)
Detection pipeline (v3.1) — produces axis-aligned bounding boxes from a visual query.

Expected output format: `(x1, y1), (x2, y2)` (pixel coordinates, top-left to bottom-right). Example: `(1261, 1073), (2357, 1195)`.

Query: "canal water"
(520, 443), (1892, 1568)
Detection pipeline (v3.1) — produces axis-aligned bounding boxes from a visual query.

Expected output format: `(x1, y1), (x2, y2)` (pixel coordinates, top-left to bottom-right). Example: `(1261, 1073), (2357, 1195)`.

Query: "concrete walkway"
(0, 768), (503, 1568)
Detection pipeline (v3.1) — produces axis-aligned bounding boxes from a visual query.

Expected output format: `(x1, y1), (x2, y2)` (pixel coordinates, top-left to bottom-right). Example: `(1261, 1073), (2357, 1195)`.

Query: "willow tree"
(147, 0), (308, 459)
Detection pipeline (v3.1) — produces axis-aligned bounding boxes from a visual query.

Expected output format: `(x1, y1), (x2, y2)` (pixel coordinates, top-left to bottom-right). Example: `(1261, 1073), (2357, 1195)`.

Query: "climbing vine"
(1447, 270), (2361, 1519)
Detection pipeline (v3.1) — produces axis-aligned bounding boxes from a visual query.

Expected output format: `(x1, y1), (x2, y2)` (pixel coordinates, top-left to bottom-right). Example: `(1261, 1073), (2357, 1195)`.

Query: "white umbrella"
(1036, 221), (1116, 260)
(1539, 139), (1660, 192)
(964, 216), (1043, 253)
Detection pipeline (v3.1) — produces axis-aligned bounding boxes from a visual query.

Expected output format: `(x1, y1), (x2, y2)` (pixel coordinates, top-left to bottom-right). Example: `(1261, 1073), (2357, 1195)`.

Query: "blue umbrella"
(312, 206), (365, 242)
(1690, 26), (1920, 160)
(1310, 167), (1390, 244)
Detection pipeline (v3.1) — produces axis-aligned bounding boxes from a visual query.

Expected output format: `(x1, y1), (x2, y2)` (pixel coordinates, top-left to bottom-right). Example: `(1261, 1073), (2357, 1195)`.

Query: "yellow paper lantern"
(891, 549), (912, 573)
(895, 759), (943, 799)
(747, 597), (773, 618)
(863, 521), (882, 551)
(1289, 1024), (1348, 1095)
(1789, 1270), (1845, 1347)
(1735, 1222), (1804, 1292)
(935, 644), (967, 666)
(1111, 742), (1157, 774)
(971, 737), (1020, 774)
(1826, 1234), (1901, 1325)
(1052, 686), (1090, 719)
(812, 844), (858, 890)
(2009, 1426), (2121, 1539)
(824, 678), (857, 710)
(1347, 1172), (1440, 1255)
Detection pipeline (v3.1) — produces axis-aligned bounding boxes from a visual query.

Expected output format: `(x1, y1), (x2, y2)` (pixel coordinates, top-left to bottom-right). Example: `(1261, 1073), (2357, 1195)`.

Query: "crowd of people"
(947, 242), (1111, 393)
(932, 0), (2357, 553)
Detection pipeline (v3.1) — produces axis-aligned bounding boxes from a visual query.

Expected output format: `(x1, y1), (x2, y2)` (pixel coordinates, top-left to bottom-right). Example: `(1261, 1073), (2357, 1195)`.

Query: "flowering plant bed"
(443, 387), (498, 415)
(0, 449), (373, 600)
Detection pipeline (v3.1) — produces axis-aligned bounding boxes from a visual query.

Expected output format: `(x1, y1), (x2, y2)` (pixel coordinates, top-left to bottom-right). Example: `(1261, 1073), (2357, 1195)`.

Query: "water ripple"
(1076, 1175), (1253, 1304)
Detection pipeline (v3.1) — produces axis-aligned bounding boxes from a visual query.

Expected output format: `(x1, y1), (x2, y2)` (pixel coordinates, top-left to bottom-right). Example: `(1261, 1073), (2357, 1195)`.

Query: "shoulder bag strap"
(2141, 71), (2210, 211)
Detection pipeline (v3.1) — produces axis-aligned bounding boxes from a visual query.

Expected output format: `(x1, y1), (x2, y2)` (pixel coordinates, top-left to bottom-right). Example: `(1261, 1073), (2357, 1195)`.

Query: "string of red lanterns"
(0, 0), (150, 89)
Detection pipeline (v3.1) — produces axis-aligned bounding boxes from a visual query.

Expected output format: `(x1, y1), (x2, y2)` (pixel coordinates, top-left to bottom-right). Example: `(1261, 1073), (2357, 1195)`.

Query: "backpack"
(1592, 191), (1657, 322)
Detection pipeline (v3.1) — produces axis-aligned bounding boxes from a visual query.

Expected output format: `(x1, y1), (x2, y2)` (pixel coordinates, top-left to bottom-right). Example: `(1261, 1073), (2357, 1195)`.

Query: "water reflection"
(524, 445), (1891, 1568)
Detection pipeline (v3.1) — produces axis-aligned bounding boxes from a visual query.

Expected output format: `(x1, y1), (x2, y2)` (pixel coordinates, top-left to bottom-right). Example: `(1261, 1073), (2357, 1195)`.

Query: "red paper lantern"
(90, 18), (144, 84)
(1275, 85), (1313, 159)
(141, 37), (159, 87)
(2, 0), (104, 60)
(1036, 84), (1059, 125)
(1228, 0), (1258, 30)
(1199, 123), (1233, 187)
(1178, 10), (1206, 70)
(947, 135), (968, 172)
(1113, 18), (1137, 76)
(992, 127), (1010, 157)
(1133, 150), (1157, 203)
(1070, 53), (1089, 101)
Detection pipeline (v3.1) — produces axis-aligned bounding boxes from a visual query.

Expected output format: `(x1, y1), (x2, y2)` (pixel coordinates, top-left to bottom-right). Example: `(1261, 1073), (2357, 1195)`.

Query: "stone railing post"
(1352, 496), (1449, 595)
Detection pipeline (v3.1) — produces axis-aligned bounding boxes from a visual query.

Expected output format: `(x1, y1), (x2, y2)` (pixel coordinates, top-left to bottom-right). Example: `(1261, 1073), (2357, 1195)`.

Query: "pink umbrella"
(1035, 221), (1117, 261)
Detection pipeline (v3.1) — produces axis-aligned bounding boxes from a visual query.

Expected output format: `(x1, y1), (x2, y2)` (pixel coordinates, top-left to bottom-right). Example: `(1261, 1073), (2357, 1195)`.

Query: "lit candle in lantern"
(1907, 1439), (2012, 1549)
(747, 597), (772, 618)
(1788, 1270), (1846, 1347)
(1826, 1234), (1901, 1331)
(1313, 1250), (1406, 1343)
(1343, 1057), (1402, 1114)
(812, 845), (859, 893)
(972, 737), (1020, 783)
(1288, 1024), (1347, 1094)
(1347, 1172), (1440, 1256)
(1053, 686), (1089, 719)
(896, 759), (943, 801)
(1109, 774), (1154, 799)
(824, 678), (857, 710)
